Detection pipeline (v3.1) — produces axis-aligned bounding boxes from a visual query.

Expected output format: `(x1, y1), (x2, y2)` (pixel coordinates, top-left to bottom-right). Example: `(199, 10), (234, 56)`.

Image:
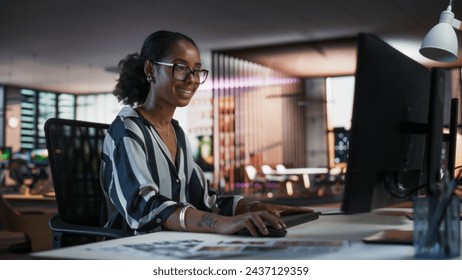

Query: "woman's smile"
(176, 86), (194, 97)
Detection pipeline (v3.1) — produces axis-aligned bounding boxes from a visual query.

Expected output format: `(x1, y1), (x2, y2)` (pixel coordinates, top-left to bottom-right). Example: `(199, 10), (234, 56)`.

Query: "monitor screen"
(0, 147), (12, 165)
(30, 148), (49, 166)
(13, 148), (32, 162)
(341, 33), (445, 214)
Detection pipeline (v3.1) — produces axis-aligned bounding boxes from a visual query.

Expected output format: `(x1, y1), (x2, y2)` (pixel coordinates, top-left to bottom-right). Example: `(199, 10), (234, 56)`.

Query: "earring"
(146, 75), (153, 83)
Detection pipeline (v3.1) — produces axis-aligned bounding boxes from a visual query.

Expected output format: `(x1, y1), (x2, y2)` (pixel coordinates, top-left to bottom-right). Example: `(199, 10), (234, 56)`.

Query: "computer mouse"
(237, 225), (287, 238)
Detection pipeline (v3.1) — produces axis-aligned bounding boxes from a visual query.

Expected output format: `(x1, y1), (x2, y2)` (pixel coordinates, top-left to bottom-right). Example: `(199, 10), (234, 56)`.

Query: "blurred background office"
(1, 0), (462, 204)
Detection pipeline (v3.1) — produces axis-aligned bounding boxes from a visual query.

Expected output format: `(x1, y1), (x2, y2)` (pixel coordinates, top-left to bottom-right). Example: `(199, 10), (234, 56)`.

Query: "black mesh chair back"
(45, 118), (129, 247)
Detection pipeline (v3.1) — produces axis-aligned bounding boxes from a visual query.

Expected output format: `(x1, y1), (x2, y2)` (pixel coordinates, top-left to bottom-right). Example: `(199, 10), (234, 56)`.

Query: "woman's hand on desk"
(163, 207), (284, 237)
(214, 202), (314, 237)
(214, 211), (285, 237)
(163, 202), (313, 237)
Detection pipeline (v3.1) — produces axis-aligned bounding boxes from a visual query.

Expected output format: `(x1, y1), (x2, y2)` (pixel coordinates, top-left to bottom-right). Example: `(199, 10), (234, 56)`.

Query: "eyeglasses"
(154, 61), (209, 84)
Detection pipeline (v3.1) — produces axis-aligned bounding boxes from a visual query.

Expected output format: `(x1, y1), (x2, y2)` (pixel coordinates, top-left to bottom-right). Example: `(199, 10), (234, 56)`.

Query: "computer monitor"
(0, 147), (12, 166)
(341, 33), (448, 214)
(30, 148), (49, 166)
(13, 148), (32, 162)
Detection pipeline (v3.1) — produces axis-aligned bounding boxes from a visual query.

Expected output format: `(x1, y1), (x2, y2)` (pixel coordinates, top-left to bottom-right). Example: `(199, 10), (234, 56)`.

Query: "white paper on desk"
(89, 239), (208, 259)
(86, 238), (348, 259)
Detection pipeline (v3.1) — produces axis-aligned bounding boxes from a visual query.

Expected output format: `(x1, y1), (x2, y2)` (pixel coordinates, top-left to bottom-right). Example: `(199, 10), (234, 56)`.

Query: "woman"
(101, 30), (312, 237)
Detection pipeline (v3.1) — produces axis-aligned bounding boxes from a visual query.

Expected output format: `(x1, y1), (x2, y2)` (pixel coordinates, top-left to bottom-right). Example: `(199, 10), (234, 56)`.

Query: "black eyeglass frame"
(153, 61), (209, 84)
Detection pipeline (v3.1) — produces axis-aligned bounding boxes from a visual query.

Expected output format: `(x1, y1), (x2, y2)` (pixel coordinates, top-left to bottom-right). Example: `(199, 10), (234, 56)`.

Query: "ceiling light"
(420, 1), (461, 62)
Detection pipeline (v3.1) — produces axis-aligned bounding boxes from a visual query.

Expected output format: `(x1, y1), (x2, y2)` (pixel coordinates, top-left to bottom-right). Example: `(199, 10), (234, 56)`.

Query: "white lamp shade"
(420, 22), (458, 62)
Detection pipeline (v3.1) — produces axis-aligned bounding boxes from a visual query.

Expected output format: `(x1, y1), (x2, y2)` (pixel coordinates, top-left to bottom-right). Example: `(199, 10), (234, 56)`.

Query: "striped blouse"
(100, 106), (242, 234)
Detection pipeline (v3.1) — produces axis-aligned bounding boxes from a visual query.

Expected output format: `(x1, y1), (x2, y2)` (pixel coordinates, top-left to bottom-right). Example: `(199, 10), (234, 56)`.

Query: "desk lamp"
(420, 0), (461, 62)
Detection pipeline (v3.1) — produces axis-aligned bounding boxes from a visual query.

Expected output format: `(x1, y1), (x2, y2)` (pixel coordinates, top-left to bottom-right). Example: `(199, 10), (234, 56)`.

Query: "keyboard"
(281, 211), (321, 228)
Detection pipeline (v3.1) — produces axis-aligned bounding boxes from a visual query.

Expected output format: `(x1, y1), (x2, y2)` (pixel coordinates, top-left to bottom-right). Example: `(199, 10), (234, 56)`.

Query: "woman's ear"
(144, 60), (153, 77)
(144, 60), (155, 83)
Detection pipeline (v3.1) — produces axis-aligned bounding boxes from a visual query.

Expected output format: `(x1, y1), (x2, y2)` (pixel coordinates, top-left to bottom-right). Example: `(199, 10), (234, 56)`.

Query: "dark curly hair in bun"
(112, 30), (197, 106)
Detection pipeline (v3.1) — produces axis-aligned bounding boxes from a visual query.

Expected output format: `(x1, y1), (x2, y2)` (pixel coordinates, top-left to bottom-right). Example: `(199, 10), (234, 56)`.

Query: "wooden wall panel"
(212, 53), (304, 195)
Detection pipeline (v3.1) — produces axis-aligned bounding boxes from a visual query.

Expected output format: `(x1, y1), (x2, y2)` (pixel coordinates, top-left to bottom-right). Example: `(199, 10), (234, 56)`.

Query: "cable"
(383, 171), (427, 198)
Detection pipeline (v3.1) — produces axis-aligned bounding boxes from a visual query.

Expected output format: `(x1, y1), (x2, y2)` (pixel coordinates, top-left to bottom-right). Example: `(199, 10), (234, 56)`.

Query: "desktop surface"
(31, 206), (455, 260)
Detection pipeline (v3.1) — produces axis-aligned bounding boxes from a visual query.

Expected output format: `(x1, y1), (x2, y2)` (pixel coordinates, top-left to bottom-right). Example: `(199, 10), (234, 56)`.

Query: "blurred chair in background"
(275, 164), (303, 185)
(261, 164), (298, 196)
(313, 166), (345, 197)
(244, 165), (267, 194)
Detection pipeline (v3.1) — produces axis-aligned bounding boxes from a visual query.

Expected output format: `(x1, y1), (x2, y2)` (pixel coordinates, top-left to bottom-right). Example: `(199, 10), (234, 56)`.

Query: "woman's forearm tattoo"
(197, 213), (217, 232)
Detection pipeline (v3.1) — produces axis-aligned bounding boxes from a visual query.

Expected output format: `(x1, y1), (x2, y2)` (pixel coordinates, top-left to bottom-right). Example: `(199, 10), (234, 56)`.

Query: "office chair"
(44, 118), (131, 248)
(262, 164), (298, 196)
(276, 164), (307, 188)
(275, 164), (300, 182)
(315, 167), (345, 186)
(244, 165), (267, 193)
(261, 164), (286, 182)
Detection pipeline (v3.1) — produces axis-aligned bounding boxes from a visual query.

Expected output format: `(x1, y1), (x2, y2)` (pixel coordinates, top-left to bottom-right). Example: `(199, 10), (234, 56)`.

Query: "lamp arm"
(452, 17), (462, 30)
(446, 1), (462, 29)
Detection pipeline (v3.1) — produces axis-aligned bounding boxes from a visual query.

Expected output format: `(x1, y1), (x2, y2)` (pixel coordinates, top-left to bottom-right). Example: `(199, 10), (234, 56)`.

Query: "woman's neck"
(139, 93), (175, 127)
(138, 105), (173, 127)
(138, 100), (178, 159)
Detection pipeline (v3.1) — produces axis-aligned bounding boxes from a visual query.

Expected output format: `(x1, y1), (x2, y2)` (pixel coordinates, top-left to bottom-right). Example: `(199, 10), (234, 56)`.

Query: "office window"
(76, 94), (122, 124)
(58, 94), (76, 119)
(325, 76), (354, 166)
(20, 89), (36, 149)
(20, 89), (76, 149)
(0, 86), (4, 145)
(37, 92), (57, 147)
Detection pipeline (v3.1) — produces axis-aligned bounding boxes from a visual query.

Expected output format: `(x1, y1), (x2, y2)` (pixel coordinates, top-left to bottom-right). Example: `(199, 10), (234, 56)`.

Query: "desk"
(3, 193), (56, 208)
(3, 193), (55, 202)
(32, 207), (461, 260)
(271, 168), (329, 175)
(0, 193), (56, 252)
(269, 168), (329, 189)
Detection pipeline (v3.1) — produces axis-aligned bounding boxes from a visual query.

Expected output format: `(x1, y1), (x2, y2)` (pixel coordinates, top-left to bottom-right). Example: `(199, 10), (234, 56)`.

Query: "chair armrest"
(49, 215), (132, 240)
